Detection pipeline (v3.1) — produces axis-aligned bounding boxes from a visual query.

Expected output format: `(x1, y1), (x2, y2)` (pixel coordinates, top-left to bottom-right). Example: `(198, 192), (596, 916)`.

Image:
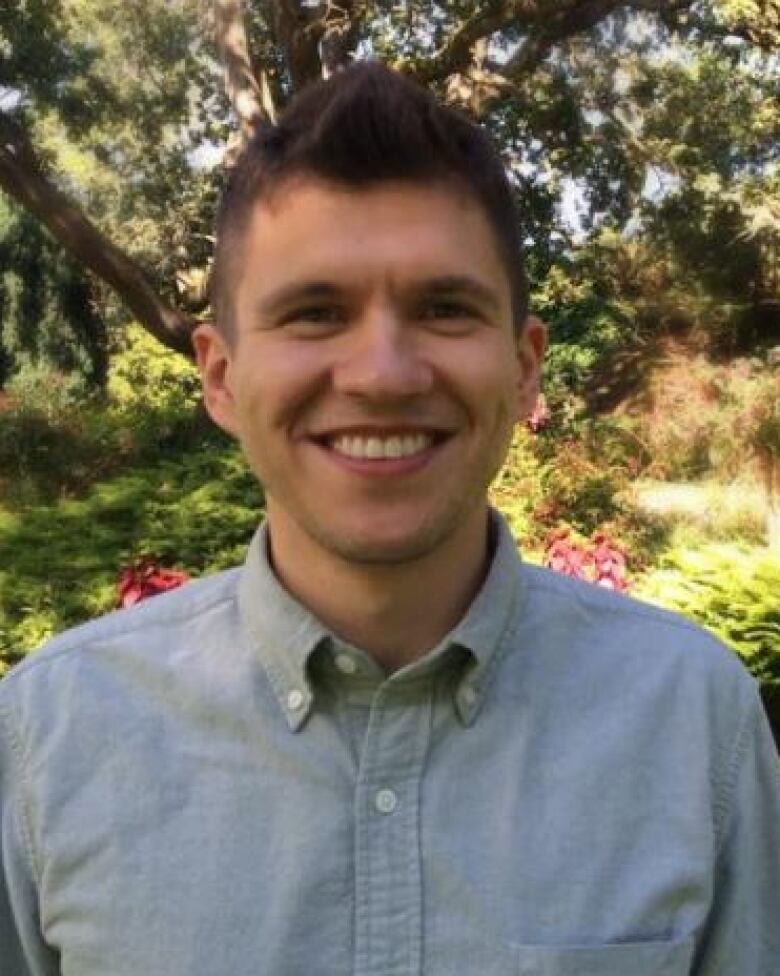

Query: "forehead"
(234, 177), (510, 296)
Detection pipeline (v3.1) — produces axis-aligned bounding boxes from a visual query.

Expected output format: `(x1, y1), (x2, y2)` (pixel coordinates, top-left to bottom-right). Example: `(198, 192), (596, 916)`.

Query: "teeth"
(330, 433), (433, 459)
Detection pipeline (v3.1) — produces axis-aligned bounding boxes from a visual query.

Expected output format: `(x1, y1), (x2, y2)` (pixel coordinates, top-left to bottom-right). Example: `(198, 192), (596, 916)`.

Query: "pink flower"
(527, 394), (551, 434)
(544, 529), (629, 591)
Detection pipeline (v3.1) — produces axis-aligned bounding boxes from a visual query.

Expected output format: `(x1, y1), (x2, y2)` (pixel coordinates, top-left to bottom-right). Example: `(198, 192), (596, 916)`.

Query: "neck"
(265, 507), (492, 673)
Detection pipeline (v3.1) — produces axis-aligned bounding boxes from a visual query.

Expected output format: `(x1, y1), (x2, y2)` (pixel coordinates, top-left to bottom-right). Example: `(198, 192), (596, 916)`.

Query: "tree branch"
(264, 0), (324, 92)
(318, 1), (366, 77)
(215, 0), (272, 149)
(0, 112), (193, 356)
(401, 0), (695, 88)
(405, 2), (520, 85)
(500, 0), (693, 78)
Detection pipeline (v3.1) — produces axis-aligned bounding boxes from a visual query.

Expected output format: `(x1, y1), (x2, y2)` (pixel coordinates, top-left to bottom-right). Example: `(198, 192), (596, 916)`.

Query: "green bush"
(489, 428), (546, 542)
(5, 362), (92, 417)
(636, 544), (780, 685)
(0, 442), (264, 671)
(0, 326), (206, 505)
(105, 324), (202, 455)
(0, 394), (117, 504)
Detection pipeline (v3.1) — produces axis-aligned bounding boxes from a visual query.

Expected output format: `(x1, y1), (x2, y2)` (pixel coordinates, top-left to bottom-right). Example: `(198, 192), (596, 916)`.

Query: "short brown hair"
(211, 61), (529, 335)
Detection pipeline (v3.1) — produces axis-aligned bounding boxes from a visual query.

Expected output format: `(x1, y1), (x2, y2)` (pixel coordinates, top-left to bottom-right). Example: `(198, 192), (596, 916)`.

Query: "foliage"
(1, 0), (222, 377)
(492, 422), (665, 568)
(0, 326), (203, 504)
(636, 543), (780, 684)
(631, 349), (780, 480)
(532, 256), (641, 408)
(2, 0), (779, 376)
(106, 323), (202, 443)
(489, 427), (546, 541)
(0, 198), (108, 387)
(0, 371), (114, 503)
(0, 444), (263, 672)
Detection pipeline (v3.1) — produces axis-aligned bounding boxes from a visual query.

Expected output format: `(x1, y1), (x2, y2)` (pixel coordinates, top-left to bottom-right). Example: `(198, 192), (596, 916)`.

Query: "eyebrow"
(256, 273), (503, 318)
(415, 275), (502, 313)
(256, 282), (343, 318)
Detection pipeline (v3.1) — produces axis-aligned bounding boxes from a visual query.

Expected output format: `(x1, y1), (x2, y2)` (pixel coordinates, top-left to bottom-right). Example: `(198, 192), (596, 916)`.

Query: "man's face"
(195, 178), (544, 566)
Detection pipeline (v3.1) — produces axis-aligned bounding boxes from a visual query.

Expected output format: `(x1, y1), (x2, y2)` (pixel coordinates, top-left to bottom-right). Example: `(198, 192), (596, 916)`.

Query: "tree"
(1, 0), (778, 373)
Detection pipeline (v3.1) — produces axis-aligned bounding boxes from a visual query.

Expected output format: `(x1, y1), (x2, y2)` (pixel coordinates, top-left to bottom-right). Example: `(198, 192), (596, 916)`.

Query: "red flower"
(117, 561), (190, 608)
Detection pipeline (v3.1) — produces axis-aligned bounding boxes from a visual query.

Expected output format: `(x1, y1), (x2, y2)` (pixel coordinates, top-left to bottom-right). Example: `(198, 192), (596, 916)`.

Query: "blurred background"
(0, 0), (778, 726)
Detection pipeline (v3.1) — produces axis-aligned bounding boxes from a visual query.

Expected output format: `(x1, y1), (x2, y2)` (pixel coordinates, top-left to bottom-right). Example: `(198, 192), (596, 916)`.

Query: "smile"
(329, 433), (433, 460)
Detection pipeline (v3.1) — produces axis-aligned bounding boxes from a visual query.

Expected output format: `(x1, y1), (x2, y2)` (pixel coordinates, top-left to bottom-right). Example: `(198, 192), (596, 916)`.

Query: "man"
(0, 63), (778, 976)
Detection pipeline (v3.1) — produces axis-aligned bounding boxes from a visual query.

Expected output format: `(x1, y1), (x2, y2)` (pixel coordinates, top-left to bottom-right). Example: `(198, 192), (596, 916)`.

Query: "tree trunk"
(0, 112), (193, 357)
(215, 0), (271, 153)
(762, 454), (780, 551)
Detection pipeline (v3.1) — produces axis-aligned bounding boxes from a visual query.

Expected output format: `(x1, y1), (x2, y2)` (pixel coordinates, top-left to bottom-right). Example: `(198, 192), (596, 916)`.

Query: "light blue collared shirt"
(1, 512), (778, 974)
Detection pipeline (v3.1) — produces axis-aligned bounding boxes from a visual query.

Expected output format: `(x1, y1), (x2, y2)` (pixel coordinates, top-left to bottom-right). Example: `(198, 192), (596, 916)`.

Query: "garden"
(1, 1), (779, 738)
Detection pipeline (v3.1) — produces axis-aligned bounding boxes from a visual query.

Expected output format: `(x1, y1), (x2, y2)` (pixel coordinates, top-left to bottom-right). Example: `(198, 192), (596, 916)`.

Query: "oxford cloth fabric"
(0, 513), (778, 976)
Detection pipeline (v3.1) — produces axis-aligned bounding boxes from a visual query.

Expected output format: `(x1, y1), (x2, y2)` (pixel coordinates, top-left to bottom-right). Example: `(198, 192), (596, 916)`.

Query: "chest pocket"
(514, 935), (694, 975)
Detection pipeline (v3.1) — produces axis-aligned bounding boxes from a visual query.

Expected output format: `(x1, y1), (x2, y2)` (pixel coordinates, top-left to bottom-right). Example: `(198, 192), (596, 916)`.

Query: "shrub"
(106, 325), (200, 417)
(0, 326), (207, 505)
(5, 362), (92, 418)
(0, 389), (116, 504)
(635, 352), (780, 488)
(489, 427), (546, 541)
(0, 442), (264, 669)
(635, 544), (780, 685)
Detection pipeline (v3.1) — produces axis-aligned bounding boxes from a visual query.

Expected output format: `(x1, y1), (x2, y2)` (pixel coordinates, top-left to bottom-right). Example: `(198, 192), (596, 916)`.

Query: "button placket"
(353, 684), (430, 976)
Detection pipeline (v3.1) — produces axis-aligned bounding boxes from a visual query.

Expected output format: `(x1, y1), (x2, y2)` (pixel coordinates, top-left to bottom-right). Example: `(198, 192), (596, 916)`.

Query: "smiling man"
(195, 175), (543, 669)
(1, 63), (778, 976)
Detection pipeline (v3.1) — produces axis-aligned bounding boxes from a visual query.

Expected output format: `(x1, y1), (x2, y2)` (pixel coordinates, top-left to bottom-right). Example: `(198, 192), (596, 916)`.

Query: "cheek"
(453, 344), (521, 411)
(231, 348), (330, 440)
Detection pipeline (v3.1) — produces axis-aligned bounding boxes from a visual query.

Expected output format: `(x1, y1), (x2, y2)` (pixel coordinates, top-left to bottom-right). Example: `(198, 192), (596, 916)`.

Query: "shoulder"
(0, 567), (242, 711)
(504, 560), (758, 757)
(517, 560), (749, 683)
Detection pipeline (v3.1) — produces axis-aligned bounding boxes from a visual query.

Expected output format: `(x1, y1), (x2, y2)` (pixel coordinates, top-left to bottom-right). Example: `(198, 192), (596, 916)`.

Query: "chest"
(31, 687), (707, 976)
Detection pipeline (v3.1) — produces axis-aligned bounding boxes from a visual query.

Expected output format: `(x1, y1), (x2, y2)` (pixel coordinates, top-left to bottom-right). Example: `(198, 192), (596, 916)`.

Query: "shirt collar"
(237, 510), (524, 731)
(444, 509), (524, 725)
(238, 524), (328, 731)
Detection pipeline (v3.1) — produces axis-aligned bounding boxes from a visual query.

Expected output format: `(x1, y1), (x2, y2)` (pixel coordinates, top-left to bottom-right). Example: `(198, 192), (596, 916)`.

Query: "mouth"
(309, 428), (453, 470)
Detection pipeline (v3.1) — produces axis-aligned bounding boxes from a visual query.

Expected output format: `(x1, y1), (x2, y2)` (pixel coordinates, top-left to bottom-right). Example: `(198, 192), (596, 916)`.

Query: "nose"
(332, 307), (433, 400)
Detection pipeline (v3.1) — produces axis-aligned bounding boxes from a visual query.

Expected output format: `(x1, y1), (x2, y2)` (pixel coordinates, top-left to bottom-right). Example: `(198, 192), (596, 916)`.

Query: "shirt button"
(374, 788), (398, 815)
(334, 653), (357, 675)
(287, 689), (305, 711)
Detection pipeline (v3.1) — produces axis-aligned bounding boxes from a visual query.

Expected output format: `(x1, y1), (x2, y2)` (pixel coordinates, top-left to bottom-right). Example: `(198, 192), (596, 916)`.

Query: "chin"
(313, 511), (464, 567)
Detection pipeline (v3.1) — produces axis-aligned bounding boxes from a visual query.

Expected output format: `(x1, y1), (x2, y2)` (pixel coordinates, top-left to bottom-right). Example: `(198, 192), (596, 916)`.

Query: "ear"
(192, 322), (240, 438)
(515, 314), (546, 421)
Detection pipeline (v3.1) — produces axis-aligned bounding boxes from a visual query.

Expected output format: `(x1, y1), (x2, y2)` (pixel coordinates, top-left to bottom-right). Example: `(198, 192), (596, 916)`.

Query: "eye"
(419, 299), (471, 319)
(280, 305), (346, 331)
(417, 298), (479, 332)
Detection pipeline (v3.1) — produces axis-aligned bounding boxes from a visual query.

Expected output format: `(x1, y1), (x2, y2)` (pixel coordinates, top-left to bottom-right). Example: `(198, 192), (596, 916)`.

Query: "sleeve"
(694, 683), (780, 974)
(0, 694), (59, 976)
